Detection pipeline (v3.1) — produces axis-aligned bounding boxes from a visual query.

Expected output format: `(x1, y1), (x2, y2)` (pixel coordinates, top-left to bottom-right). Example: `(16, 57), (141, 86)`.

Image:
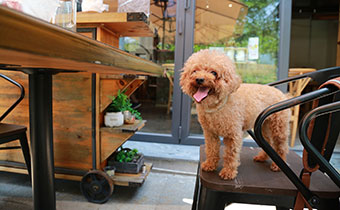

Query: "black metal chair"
(192, 67), (340, 210)
(0, 74), (31, 178)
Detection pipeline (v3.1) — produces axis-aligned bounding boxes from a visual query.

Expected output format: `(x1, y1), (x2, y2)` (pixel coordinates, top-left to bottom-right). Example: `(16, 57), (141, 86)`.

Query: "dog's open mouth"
(193, 87), (210, 102)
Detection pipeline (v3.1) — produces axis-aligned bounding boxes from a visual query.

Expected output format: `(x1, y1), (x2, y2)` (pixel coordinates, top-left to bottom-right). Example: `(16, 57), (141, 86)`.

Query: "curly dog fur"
(180, 50), (290, 180)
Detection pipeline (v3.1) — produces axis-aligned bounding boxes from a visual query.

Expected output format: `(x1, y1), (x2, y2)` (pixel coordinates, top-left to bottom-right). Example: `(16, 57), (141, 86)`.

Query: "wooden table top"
(0, 6), (162, 76)
(199, 145), (340, 198)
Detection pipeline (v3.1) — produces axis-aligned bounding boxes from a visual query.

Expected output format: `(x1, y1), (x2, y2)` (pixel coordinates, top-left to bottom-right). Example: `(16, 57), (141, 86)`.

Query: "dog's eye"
(211, 71), (217, 77)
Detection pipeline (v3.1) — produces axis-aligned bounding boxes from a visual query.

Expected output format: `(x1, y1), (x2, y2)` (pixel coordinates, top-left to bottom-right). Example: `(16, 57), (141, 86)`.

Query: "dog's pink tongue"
(193, 87), (209, 102)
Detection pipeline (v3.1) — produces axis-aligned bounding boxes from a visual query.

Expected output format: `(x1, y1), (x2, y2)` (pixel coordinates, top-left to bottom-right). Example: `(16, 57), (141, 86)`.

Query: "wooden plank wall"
(0, 71), (94, 171)
(52, 73), (93, 170)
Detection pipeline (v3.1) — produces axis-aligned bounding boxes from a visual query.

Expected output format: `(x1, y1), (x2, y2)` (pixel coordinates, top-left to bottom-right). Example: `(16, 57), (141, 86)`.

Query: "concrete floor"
(0, 140), (339, 210)
(0, 156), (198, 210)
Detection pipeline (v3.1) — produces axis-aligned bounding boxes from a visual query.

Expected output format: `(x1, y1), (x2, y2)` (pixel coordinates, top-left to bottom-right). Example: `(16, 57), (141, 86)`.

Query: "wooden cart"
(0, 10), (162, 203)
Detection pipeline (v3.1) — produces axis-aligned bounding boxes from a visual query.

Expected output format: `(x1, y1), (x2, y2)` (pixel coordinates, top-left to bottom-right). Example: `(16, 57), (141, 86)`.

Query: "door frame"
(130, 0), (192, 144)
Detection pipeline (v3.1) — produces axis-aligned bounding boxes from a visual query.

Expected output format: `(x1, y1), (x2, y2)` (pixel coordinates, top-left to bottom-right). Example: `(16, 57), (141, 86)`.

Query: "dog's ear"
(222, 63), (241, 94)
(228, 73), (241, 93)
(179, 67), (190, 95)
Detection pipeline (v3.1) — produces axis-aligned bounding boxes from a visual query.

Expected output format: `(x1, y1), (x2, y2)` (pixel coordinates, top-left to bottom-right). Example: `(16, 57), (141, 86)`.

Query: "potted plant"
(104, 90), (142, 127)
(108, 147), (144, 174)
(121, 97), (142, 124)
(104, 90), (127, 127)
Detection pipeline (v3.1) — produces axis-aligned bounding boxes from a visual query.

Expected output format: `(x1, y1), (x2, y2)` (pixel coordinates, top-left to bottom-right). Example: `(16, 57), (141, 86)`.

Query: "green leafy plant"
(106, 90), (142, 119)
(107, 90), (129, 112)
(115, 147), (140, 163)
(125, 105), (142, 120)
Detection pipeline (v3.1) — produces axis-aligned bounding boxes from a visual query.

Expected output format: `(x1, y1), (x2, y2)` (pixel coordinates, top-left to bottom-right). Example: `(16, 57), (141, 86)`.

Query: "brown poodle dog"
(180, 50), (290, 180)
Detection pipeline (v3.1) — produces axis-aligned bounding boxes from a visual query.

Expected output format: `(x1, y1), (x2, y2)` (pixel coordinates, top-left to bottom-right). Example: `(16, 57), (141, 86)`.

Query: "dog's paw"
(219, 167), (237, 180)
(201, 160), (217, 172)
(270, 162), (281, 172)
(253, 154), (268, 162)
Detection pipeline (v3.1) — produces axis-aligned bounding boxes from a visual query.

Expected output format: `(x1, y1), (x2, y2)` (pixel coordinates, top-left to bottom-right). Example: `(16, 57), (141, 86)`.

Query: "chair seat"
(0, 123), (27, 138)
(199, 145), (340, 199)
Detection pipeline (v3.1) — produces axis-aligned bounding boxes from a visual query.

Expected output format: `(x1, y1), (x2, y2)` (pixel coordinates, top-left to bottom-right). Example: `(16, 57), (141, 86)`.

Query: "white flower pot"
(104, 112), (124, 127)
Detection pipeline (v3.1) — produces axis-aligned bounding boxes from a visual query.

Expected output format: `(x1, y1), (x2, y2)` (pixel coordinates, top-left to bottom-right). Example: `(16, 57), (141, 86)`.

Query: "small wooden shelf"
(101, 120), (146, 133)
(112, 162), (152, 187)
(77, 12), (154, 37)
(100, 120), (146, 163)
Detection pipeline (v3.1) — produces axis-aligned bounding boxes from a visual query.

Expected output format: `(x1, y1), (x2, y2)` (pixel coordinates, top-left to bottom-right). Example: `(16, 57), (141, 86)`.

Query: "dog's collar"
(204, 96), (228, 113)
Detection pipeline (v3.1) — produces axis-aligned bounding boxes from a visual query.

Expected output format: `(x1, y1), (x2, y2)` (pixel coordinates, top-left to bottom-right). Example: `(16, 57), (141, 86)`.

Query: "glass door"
(128, 0), (189, 144)
(127, 0), (291, 145)
(180, 0), (291, 145)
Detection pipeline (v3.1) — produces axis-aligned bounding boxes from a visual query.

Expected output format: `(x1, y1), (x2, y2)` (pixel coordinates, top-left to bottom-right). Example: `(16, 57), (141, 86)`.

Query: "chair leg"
(19, 133), (31, 179)
(276, 206), (289, 210)
(192, 165), (200, 210)
(318, 198), (340, 210)
(198, 186), (226, 210)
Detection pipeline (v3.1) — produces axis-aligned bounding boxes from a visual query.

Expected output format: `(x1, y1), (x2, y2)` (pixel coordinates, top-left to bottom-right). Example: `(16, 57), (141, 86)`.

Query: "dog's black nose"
(196, 78), (204, 85)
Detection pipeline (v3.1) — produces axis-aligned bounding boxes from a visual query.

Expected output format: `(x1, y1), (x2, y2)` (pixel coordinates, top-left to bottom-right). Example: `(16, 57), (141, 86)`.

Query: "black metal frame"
(299, 101), (340, 187)
(249, 67), (340, 208)
(77, 27), (98, 170)
(0, 74), (25, 122)
(267, 66), (340, 87)
(91, 73), (97, 170)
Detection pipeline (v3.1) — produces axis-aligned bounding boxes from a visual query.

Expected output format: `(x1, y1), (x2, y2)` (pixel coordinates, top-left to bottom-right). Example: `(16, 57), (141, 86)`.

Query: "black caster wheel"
(80, 170), (114, 204)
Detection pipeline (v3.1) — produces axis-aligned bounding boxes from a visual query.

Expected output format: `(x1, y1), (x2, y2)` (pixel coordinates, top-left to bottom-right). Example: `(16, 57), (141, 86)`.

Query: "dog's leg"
(268, 111), (290, 172)
(254, 121), (271, 162)
(253, 149), (269, 162)
(219, 131), (243, 180)
(201, 131), (220, 172)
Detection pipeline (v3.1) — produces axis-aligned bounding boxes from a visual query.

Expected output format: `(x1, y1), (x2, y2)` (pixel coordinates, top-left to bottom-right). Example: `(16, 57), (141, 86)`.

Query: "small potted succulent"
(122, 99), (142, 124)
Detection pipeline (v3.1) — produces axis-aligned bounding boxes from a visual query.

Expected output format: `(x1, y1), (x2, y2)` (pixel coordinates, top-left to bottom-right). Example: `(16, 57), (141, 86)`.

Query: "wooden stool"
(0, 123), (31, 178)
(288, 68), (316, 147)
(192, 145), (340, 210)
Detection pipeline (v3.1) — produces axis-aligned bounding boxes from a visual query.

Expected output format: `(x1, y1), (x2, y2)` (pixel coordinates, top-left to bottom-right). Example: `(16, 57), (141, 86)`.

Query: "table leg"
(29, 72), (56, 210)
(191, 164), (200, 210)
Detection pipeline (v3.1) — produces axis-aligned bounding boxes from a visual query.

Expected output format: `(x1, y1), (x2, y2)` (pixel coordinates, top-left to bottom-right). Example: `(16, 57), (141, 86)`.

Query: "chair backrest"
(299, 78), (340, 187)
(0, 74), (25, 122)
(251, 67), (340, 209)
(268, 66), (340, 87)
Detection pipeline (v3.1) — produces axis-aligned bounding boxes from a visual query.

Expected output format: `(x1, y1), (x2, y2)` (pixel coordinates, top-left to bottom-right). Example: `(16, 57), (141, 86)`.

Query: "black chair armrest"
(249, 86), (337, 208)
